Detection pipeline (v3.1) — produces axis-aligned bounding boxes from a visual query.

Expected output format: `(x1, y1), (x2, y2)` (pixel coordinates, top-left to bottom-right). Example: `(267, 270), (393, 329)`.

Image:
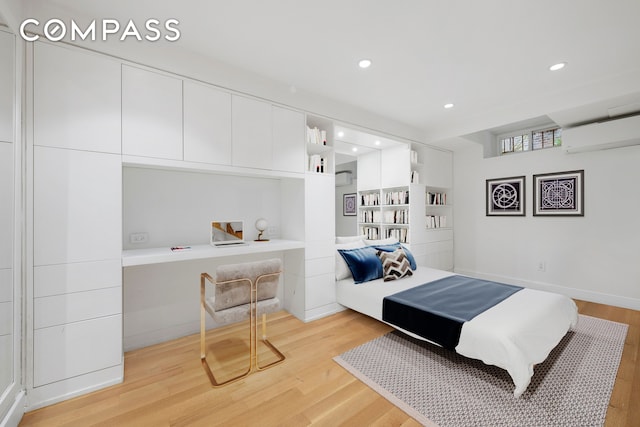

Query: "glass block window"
(499, 126), (561, 155)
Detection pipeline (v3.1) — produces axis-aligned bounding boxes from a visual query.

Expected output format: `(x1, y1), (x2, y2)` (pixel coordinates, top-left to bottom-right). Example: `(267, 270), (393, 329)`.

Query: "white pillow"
(335, 240), (366, 280)
(336, 235), (367, 244)
(364, 237), (399, 246)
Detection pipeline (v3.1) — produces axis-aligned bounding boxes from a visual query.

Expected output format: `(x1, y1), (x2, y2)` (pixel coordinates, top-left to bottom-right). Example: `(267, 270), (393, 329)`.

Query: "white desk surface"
(122, 239), (305, 267)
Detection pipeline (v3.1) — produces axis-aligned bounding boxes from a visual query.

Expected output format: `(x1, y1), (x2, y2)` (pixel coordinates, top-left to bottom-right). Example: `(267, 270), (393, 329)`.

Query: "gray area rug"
(334, 314), (627, 427)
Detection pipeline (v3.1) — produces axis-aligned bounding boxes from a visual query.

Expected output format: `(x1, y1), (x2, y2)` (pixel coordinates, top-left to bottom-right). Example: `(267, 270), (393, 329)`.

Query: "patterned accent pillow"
(377, 248), (413, 282)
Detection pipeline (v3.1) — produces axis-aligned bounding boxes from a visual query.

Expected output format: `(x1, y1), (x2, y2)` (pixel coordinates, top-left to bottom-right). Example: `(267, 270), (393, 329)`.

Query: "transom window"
(499, 127), (562, 155)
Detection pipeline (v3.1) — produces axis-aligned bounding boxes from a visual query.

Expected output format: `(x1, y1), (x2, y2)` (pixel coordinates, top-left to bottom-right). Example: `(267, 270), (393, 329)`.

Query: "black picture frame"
(533, 170), (584, 216)
(343, 193), (357, 216)
(486, 176), (526, 216)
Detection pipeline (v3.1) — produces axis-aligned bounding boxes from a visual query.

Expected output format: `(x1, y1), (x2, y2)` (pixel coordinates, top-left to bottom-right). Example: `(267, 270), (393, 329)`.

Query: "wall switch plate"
(537, 261), (546, 272)
(129, 232), (148, 244)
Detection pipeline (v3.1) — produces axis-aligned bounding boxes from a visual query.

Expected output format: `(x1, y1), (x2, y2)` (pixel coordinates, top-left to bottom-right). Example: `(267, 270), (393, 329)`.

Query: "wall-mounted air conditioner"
(335, 170), (353, 186)
(563, 114), (640, 154)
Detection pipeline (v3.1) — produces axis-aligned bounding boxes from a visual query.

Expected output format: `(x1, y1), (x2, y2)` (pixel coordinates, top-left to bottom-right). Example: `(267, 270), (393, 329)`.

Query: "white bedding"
(336, 266), (578, 397)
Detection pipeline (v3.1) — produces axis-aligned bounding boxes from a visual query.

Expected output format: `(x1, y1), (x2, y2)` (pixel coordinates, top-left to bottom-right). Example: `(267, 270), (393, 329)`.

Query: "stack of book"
(306, 126), (327, 145)
(426, 215), (448, 229)
(385, 190), (409, 205)
(426, 192), (447, 205)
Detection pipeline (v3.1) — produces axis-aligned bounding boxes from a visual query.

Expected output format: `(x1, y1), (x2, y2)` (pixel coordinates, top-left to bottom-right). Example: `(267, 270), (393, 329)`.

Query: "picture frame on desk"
(343, 193), (357, 216)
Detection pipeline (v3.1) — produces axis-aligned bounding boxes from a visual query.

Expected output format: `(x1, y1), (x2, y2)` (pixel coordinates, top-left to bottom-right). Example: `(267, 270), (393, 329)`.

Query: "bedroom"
(1, 0), (639, 426)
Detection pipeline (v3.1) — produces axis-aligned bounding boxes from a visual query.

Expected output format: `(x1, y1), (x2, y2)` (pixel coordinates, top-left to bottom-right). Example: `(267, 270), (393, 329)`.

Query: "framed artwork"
(533, 170), (584, 216)
(343, 193), (357, 216)
(486, 176), (526, 216)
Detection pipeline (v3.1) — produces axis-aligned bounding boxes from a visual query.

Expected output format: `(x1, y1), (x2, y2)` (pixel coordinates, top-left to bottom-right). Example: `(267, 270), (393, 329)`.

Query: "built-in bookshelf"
(425, 186), (452, 230)
(358, 186), (419, 243)
(306, 116), (334, 174)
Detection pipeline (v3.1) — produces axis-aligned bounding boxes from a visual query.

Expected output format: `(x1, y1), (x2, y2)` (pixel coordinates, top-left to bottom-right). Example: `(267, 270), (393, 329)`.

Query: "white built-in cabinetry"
(414, 145), (454, 270)
(30, 41), (123, 405)
(272, 106), (305, 173)
(183, 80), (232, 165)
(356, 142), (453, 269)
(122, 65), (183, 160)
(301, 116), (337, 320)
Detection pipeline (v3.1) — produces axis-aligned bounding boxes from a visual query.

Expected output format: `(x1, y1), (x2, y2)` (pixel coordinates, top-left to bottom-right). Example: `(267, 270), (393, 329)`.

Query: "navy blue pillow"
(374, 243), (417, 270)
(338, 246), (383, 283)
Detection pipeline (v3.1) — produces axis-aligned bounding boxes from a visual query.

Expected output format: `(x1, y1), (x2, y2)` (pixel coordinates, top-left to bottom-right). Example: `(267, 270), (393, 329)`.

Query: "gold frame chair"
(200, 267), (285, 387)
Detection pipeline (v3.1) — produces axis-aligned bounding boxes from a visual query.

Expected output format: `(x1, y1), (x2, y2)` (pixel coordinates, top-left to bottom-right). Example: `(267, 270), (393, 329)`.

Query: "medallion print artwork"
(486, 176), (525, 216)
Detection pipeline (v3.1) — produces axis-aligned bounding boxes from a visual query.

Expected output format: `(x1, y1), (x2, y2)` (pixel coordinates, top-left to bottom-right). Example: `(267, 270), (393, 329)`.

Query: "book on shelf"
(360, 209), (381, 223)
(360, 226), (379, 240)
(411, 170), (419, 184)
(306, 126), (327, 145)
(426, 215), (448, 229)
(384, 190), (409, 205)
(360, 192), (380, 206)
(410, 150), (419, 164)
(386, 227), (408, 243)
(383, 209), (409, 224)
(426, 191), (447, 205)
(308, 154), (326, 173)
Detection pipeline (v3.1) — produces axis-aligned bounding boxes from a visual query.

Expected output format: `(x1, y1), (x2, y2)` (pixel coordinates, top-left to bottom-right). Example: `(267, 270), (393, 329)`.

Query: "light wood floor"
(20, 300), (640, 426)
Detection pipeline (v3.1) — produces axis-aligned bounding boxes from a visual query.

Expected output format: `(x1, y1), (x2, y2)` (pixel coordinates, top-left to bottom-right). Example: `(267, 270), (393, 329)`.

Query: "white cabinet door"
(231, 95), (272, 169)
(183, 81), (232, 165)
(381, 145), (410, 188)
(423, 147), (453, 188)
(357, 151), (381, 191)
(33, 42), (121, 153)
(305, 174), (335, 242)
(33, 147), (122, 266)
(272, 106), (304, 173)
(0, 143), (12, 270)
(0, 31), (13, 144)
(122, 65), (183, 160)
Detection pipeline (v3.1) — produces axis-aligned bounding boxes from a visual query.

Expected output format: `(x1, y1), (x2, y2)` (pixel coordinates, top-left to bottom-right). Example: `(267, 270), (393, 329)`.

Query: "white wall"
(453, 142), (640, 310)
(123, 167), (283, 248)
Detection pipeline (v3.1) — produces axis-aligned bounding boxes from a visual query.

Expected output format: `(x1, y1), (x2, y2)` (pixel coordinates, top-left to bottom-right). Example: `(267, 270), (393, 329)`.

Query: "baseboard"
(0, 390), (25, 427)
(454, 268), (640, 311)
(26, 364), (123, 411)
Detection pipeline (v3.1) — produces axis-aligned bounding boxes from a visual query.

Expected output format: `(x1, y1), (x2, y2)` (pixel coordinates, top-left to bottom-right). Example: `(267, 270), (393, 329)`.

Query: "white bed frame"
(336, 266), (578, 397)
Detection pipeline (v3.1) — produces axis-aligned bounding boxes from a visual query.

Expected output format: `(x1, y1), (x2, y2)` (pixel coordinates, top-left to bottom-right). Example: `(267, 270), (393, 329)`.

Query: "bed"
(335, 238), (578, 397)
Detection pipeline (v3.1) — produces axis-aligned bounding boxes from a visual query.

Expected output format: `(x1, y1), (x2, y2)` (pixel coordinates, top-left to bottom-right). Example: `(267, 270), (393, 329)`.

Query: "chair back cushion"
(214, 258), (282, 311)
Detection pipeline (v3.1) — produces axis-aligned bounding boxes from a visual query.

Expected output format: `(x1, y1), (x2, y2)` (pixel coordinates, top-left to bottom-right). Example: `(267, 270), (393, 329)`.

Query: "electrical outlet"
(129, 232), (148, 244)
(537, 261), (546, 272)
(267, 226), (278, 236)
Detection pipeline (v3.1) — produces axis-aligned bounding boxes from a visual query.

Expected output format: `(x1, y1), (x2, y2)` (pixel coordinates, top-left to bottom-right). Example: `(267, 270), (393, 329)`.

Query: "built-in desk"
(122, 239), (305, 267)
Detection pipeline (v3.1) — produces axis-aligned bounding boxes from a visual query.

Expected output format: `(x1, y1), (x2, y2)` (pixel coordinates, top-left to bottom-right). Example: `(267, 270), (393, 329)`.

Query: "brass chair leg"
(254, 273), (286, 371)
(200, 273), (253, 387)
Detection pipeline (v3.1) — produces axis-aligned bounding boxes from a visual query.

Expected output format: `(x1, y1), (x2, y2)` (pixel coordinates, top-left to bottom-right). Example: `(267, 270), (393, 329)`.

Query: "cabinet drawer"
(34, 286), (122, 329)
(304, 273), (336, 309)
(34, 259), (121, 298)
(305, 256), (334, 277)
(34, 315), (122, 387)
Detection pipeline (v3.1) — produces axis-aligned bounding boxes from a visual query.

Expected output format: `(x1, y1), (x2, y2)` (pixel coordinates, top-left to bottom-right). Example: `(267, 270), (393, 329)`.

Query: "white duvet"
(336, 267), (578, 397)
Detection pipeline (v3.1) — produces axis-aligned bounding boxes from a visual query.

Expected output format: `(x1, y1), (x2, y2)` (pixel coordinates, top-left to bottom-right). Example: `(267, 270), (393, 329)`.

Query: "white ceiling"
(17, 0), (640, 144)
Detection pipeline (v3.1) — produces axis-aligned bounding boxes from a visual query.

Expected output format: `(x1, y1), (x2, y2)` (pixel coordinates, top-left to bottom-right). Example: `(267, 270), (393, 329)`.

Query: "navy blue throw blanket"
(382, 275), (522, 350)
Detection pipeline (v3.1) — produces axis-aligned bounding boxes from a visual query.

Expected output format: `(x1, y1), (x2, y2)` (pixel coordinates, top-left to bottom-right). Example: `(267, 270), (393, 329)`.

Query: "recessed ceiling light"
(549, 62), (567, 71)
(352, 147), (358, 152)
(444, 103), (454, 109)
(374, 140), (381, 146)
(358, 59), (372, 69)
(337, 131), (344, 137)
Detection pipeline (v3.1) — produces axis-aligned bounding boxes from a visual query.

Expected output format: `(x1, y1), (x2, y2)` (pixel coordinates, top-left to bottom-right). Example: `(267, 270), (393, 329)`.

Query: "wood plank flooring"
(20, 300), (640, 426)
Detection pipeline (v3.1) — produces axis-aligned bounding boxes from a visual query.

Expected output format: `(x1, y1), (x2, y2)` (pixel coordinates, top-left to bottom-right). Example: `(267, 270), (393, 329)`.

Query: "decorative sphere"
(255, 218), (268, 232)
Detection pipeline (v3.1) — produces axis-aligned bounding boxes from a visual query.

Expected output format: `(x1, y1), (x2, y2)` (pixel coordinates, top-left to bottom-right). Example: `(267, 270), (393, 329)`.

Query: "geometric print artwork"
(534, 170), (584, 216)
(486, 176), (526, 216)
(377, 248), (413, 282)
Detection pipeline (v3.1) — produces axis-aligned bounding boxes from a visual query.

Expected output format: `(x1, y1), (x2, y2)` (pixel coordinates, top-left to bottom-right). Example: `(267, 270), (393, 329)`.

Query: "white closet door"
(231, 95), (272, 169)
(183, 81), (232, 165)
(33, 147), (122, 266)
(272, 106), (305, 173)
(122, 65), (183, 160)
